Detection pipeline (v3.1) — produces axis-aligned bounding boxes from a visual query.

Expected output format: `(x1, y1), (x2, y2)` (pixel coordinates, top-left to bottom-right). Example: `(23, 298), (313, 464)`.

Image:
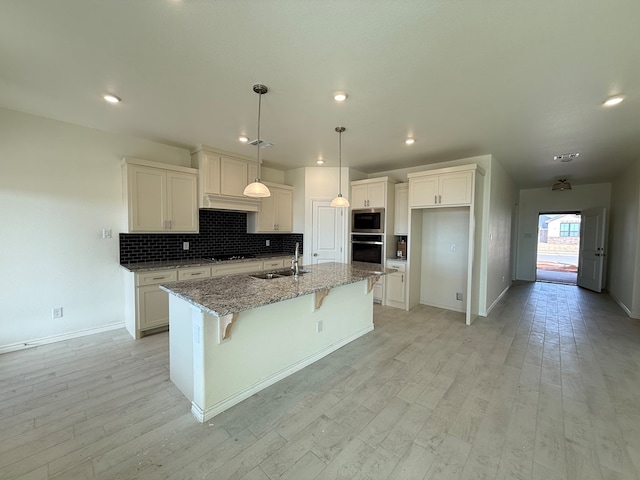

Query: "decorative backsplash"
(120, 210), (303, 264)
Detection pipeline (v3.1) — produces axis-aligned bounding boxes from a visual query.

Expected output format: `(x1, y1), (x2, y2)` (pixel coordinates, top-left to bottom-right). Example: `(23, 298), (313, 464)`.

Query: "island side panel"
(168, 296), (197, 402)
(184, 279), (373, 422)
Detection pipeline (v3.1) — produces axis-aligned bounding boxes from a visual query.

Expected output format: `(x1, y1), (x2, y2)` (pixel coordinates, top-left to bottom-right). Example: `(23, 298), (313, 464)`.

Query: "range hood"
(200, 194), (260, 212)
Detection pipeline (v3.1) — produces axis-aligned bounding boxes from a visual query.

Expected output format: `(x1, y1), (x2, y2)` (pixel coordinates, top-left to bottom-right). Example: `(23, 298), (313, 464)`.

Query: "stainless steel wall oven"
(351, 234), (384, 265)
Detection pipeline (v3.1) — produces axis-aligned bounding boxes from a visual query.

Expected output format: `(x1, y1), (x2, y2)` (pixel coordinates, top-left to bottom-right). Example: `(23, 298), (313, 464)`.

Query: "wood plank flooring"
(2, 281), (640, 479)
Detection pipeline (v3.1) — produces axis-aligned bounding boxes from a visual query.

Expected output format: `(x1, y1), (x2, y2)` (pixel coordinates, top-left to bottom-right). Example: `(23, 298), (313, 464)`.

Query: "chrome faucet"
(292, 242), (300, 276)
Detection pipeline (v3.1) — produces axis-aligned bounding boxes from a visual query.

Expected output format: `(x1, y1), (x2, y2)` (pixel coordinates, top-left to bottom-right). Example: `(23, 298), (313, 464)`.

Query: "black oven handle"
(352, 240), (384, 245)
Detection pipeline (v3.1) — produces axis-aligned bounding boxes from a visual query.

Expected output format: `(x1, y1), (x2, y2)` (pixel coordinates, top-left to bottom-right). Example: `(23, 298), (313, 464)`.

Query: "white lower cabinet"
(373, 277), (383, 303)
(124, 257), (292, 339)
(384, 260), (406, 309)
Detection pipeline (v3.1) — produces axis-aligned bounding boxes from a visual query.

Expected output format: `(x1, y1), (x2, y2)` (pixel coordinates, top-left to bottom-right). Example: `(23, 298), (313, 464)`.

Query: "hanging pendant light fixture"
(243, 84), (271, 198)
(330, 126), (350, 207)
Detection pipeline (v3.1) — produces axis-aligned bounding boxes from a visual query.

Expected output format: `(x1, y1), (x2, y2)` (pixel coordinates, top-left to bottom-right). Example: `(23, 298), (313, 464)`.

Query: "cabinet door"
(351, 185), (369, 208)
(394, 185), (409, 235)
(258, 193), (277, 232)
(274, 188), (293, 232)
(386, 272), (405, 303)
(166, 171), (198, 232)
(137, 285), (169, 330)
(202, 153), (221, 195)
(409, 175), (438, 207)
(367, 182), (386, 208)
(220, 157), (249, 197)
(128, 165), (166, 232)
(439, 172), (473, 205)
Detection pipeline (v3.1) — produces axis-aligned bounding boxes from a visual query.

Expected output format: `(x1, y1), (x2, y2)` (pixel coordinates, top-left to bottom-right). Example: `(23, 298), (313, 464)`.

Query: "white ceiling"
(1, 1), (639, 188)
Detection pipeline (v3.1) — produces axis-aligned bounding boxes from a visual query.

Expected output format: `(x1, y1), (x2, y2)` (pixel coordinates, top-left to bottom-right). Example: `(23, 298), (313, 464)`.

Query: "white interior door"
(312, 200), (346, 264)
(577, 207), (607, 292)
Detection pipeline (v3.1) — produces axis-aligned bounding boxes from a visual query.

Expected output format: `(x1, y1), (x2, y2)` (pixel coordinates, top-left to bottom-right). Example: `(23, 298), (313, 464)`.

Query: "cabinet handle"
(401, 274), (404, 283)
(434, 195), (437, 204)
(439, 194), (442, 204)
(152, 276), (165, 280)
(192, 272), (202, 275)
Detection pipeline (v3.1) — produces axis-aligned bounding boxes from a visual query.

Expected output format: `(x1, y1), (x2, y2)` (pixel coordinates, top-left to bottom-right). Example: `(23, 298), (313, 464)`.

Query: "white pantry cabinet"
(394, 183), (409, 235)
(350, 178), (389, 208)
(123, 158), (198, 233)
(408, 167), (473, 208)
(247, 183), (294, 233)
(191, 146), (261, 211)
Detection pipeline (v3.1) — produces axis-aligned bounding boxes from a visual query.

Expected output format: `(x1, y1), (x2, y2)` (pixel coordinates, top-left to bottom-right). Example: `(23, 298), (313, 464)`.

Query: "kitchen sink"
(250, 269), (309, 280)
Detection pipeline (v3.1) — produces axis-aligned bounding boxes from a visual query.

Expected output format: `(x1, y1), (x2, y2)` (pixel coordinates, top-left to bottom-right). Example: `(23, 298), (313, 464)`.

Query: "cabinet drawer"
(136, 270), (178, 286)
(387, 261), (406, 272)
(211, 260), (263, 276)
(178, 266), (211, 281)
(263, 258), (286, 270)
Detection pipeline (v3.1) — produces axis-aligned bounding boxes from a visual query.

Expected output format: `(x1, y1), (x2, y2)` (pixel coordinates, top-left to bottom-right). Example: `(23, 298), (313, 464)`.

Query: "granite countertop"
(120, 253), (292, 273)
(160, 261), (393, 317)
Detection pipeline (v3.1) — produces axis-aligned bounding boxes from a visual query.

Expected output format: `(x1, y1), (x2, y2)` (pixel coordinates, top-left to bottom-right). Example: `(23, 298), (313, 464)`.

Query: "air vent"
(553, 152), (580, 162)
(248, 139), (274, 148)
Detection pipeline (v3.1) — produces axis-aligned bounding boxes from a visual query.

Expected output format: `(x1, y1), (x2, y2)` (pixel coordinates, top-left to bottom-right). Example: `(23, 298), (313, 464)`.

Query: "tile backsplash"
(120, 210), (303, 264)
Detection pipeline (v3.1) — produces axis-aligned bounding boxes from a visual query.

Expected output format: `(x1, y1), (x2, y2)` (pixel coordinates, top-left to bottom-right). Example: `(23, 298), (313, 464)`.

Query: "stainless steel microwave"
(351, 208), (385, 233)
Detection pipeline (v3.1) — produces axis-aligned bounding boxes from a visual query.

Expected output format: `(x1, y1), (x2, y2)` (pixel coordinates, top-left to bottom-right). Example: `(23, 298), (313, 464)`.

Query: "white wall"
(608, 160), (640, 318)
(420, 208), (469, 312)
(484, 157), (517, 314)
(0, 108), (191, 348)
(515, 183), (612, 281)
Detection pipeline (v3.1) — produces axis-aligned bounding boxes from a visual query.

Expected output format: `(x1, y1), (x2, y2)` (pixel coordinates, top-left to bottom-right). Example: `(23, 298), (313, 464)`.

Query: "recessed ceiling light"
(103, 94), (121, 104)
(333, 91), (348, 102)
(405, 138), (415, 145)
(316, 159), (325, 165)
(553, 152), (579, 162)
(238, 135), (249, 143)
(603, 95), (624, 107)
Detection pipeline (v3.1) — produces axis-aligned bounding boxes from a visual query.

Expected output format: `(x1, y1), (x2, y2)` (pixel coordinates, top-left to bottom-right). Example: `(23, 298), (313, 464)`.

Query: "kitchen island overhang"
(161, 262), (390, 423)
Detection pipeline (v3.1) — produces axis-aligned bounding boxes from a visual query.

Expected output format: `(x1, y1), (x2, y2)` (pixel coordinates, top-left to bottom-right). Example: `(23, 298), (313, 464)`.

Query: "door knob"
(313, 253), (318, 257)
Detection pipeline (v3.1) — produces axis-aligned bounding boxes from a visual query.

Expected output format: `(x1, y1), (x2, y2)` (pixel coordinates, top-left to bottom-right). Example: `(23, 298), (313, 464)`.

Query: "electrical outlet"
(102, 228), (112, 239)
(456, 292), (463, 301)
(266, 240), (270, 247)
(317, 320), (323, 333)
(183, 242), (189, 250)
(52, 307), (63, 319)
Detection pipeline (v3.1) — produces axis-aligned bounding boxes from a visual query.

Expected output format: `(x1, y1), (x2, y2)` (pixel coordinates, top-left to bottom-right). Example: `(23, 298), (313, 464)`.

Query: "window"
(560, 223), (580, 237)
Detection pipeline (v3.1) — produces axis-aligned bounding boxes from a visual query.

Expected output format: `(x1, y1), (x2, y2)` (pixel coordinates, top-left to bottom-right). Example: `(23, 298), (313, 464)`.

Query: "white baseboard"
(486, 284), (511, 316)
(0, 322), (125, 355)
(191, 325), (375, 423)
(609, 292), (640, 319)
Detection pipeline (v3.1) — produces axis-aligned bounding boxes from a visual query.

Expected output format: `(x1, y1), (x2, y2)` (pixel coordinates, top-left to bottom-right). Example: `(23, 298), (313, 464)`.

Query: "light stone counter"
(160, 261), (389, 316)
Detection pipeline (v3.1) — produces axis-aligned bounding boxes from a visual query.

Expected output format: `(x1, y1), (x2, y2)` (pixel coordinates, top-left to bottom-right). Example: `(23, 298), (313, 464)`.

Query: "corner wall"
(0, 107), (191, 348)
(608, 160), (640, 318)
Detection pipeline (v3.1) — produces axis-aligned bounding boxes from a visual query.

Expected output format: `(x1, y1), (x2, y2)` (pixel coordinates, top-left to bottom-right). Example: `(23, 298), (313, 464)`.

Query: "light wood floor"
(2, 282), (640, 479)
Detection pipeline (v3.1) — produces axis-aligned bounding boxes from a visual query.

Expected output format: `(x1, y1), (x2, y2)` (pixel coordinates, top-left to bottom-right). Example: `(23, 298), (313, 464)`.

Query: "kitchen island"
(161, 262), (388, 422)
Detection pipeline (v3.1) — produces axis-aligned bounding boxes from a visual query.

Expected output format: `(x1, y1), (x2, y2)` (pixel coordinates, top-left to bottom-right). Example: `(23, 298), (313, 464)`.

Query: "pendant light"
(330, 126), (350, 207)
(243, 84), (271, 198)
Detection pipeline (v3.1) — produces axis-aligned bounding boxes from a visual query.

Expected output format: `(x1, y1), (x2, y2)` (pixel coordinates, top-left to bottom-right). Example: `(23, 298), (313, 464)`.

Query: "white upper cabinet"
(394, 183), (409, 235)
(350, 178), (389, 208)
(123, 158), (198, 233)
(408, 166), (475, 208)
(191, 146), (261, 211)
(248, 183), (294, 233)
